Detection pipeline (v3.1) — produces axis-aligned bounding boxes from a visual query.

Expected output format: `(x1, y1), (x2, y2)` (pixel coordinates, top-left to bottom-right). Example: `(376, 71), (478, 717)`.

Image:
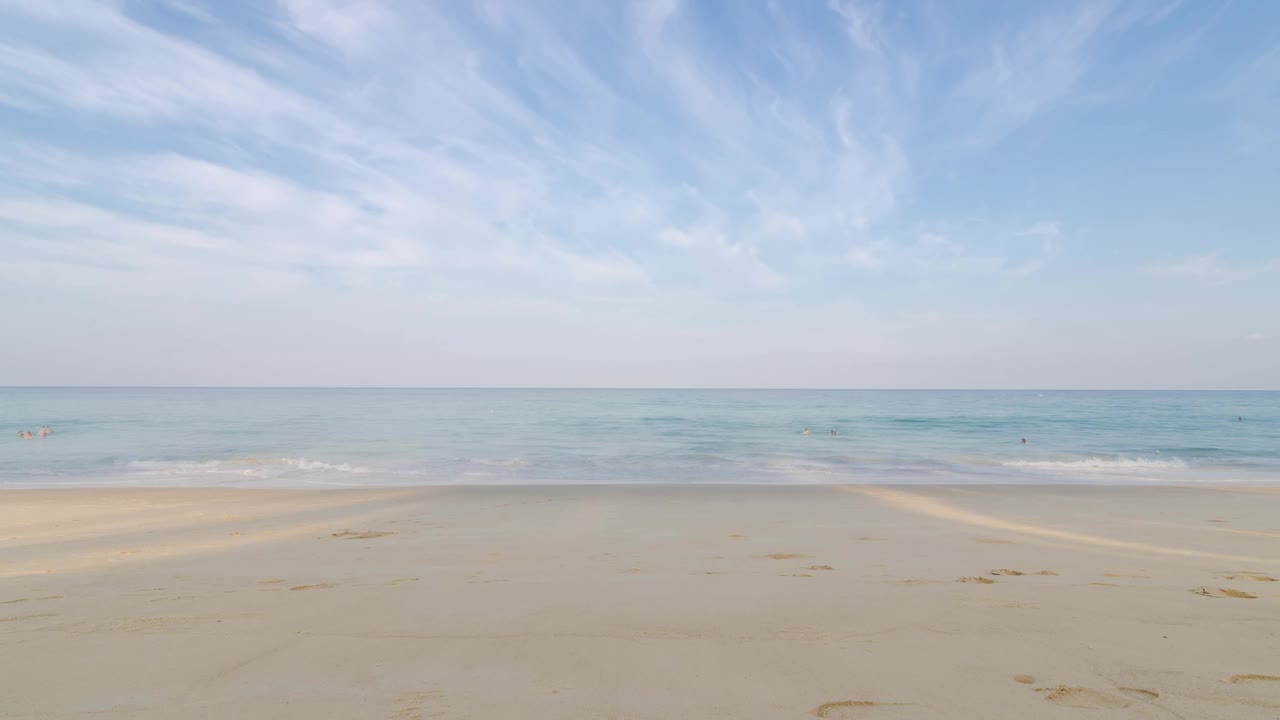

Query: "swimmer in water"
(1020, 437), (1027, 444)
(1238, 416), (1243, 422)
(801, 427), (810, 436)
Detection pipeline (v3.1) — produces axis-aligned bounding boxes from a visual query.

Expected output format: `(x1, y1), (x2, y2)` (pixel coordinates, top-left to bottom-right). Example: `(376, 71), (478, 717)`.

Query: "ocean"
(2, 388), (1277, 487)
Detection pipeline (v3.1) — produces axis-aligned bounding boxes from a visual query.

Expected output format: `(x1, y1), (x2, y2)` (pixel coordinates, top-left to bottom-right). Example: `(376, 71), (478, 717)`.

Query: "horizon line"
(2, 386), (1277, 392)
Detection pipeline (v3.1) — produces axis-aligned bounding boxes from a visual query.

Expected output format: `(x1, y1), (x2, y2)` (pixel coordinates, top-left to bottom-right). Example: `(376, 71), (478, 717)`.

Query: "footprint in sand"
(957, 577), (997, 584)
(1037, 685), (1158, 709)
(806, 565), (835, 571)
(1223, 572), (1277, 582)
(466, 576), (510, 585)
(391, 690), (443, 720)
(0, 613), (58, 623)
(811, 700), (905, 718)
(1032, 570), (1058, 576)
(1013, 675), (1036, 684)
(289, 583), (336, 591)
(990, 569), (1024, 576)
(1229, 674), (1280, 684)
(1192, 587), (1257, 599)
(331, 530), (395, 540)
(758, 553), (812, 560)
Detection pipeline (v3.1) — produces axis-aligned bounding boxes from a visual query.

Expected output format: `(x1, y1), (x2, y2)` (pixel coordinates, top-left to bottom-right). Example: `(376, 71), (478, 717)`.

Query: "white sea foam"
(1002, 457), (1189, 472)
(127, 457), (371, 475)
(126, 459), (259, 475)
(278, 457), (371, 473)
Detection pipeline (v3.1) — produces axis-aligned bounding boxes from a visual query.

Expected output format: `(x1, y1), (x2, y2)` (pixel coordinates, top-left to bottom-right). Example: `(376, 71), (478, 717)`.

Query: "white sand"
(1, 484), (1278, 719)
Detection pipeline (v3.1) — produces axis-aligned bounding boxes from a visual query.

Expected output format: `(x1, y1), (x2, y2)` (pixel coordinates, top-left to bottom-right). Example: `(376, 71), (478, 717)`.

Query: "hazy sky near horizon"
(1, 0), (1277, 388)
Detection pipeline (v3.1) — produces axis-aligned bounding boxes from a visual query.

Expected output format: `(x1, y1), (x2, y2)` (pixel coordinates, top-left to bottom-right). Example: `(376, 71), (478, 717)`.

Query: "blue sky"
(0, 0), (1276, 388)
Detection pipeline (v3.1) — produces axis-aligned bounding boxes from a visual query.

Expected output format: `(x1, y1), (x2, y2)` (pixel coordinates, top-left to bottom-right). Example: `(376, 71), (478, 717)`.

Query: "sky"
(0, 0), (1277, 389)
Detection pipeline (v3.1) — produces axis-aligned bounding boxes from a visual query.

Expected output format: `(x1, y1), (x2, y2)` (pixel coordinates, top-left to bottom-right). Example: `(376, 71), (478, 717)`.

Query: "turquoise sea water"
(2, 389), (1277, 487)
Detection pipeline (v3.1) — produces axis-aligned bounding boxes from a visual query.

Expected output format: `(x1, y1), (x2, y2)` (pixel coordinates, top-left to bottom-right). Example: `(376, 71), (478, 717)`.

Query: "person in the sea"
(1020, 437), (1027, 444)
(1238, 416), (1243, 422)
(801, 427), (810, 435)
(38, 426), (50, 437)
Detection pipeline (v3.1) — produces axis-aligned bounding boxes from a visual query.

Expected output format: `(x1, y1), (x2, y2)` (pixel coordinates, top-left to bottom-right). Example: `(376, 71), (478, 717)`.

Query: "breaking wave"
(127, 457), (372, 475)
(1001, 457), (1189, 472)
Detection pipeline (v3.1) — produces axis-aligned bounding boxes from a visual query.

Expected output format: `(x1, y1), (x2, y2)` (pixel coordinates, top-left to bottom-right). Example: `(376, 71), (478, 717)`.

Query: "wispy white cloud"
(0, 0), (1084, 303)
(845, 241), (888, 271)
(949, 1), (1186, 147)
(952, 3), (1111, 147)
(828, 0), (885, 55)
(276, 0), (392, 55)
(157, 0), (217, 24)
(1146, 253), (1279, 287)
(845, 223), (1059, 277)
(0, 3), (304, 127)
(1021, 222), (1061, 238)
(0, 0), (1274, 386)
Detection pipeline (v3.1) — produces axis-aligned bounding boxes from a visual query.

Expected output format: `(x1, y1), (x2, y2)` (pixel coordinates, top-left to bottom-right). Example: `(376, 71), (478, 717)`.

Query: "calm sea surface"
(2, 389), (1277, 487)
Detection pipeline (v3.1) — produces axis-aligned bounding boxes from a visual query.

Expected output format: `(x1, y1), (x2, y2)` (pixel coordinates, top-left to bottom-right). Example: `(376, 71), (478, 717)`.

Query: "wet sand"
(1, 484), (1278, 719)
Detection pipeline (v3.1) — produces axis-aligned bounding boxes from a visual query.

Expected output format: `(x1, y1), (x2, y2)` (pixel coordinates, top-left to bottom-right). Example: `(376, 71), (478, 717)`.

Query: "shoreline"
(5, 478), (1280, 486)
(2, 484), (1278, 718)
(5, 472), (1280, 491)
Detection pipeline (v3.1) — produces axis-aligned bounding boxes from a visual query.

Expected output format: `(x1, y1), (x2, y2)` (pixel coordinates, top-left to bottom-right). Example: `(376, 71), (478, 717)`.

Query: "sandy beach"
(1, 484), (1278, 719)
